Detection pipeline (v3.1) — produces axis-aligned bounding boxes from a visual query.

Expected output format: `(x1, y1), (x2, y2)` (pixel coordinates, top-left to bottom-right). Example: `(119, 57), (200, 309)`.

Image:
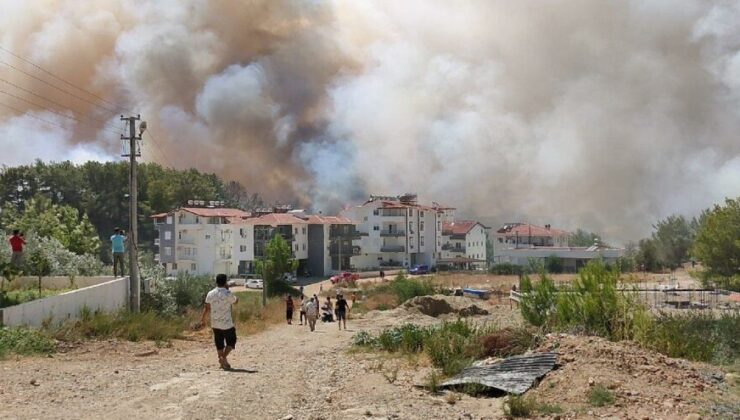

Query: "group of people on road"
(286, 290), (352, 332)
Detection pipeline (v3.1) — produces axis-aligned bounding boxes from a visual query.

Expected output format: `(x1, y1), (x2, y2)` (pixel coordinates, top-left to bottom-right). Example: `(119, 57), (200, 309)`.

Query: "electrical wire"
(0, 78), (123, 132)
(0, 89), (122, 136)
(0, 45), (133, 114)
(0, 100), (76, 131)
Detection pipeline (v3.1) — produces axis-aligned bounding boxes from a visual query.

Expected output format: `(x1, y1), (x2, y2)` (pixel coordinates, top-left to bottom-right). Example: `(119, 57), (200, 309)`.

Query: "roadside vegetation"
(0, 288), (70, 309)
(352, 272), (437, 313)
(353, 320), (536, 377)
(519, 260), (740, 365)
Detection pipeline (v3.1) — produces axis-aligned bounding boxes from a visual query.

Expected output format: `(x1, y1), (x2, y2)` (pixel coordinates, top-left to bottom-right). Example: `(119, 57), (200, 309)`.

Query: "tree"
(1, 196), (100, 256)
(255, 234), (299, 303)
(27, 248), (52, 293)
(570, 229), (608, 247)
(652, 215), (694, 270)
(635, 238), (661, 272)
(692, 198), (740, 290)
(545, 254), (564, 274)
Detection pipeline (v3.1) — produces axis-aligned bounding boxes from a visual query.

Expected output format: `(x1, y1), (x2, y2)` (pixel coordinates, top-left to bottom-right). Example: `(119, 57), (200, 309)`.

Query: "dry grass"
(232, 292), (287, 336)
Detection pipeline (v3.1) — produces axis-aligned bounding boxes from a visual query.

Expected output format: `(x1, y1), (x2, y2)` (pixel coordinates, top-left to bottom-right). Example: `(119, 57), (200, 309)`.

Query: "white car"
(227, 278), (246, 287)
(282, 273), (297, 284)
(246, 279), (264, 289)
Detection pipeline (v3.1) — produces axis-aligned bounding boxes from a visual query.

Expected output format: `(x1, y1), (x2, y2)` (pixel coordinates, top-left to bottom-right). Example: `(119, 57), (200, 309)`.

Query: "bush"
(479, 327), (537, 358)
(504, 395), (535, 417)
(390, 272), (436, 302)
(545, 255), (564, 274)
(519, 274), (557, 327)
(0, 289), (65, 308)
(143, 274), (212, 315)
(0, 327), (56, 358)
(588, 384), (615, 407)
(489, 263), (524, 275)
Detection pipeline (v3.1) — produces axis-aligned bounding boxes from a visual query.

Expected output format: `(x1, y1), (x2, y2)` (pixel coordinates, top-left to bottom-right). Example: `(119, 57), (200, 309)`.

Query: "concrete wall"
(1, 277), (129, 328)
(8, 276), (115, 291)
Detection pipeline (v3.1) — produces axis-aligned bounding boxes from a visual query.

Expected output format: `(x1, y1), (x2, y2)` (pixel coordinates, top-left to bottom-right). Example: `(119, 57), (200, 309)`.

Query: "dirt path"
(0, 304), (498, 420)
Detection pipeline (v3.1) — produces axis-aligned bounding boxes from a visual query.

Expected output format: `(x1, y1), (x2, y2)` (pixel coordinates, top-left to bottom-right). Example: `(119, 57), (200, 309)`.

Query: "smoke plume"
(1, 0), (739, 242)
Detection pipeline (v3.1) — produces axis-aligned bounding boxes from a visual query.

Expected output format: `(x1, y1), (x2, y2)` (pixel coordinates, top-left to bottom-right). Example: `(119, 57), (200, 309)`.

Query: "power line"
(0, 77), (123, 132)
(0, 100), (74, 131)
(0, 60), (120, 114)
(144, 131), (176, 168)
(0, 89), (122, 136)
(0, 45), (132, 114)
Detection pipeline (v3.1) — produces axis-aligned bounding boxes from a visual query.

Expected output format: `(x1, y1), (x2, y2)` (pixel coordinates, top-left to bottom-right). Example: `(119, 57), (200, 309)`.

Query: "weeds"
(504, 395), (562, 418)
(426, 370), (441, 393)
(588, 384), (615, 407)
(0, 327), (56, 358)
(0, 288), (68, 309)
(50, 309), (186, 342)
(390, 272), (436, 302)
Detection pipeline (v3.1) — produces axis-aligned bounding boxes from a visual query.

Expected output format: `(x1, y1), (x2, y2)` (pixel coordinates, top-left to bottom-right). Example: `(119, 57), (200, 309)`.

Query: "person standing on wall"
(8, 230), (26, 270)
(111, 228), (127, 277)
(198, 274), (239, 370)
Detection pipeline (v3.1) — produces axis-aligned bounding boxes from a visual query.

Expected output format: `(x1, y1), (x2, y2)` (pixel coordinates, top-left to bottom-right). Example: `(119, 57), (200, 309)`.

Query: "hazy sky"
(1, 0), (739, 243)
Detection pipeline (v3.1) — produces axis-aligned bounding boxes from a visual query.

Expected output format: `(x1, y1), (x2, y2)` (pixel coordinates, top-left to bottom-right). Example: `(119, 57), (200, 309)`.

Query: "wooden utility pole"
(121, 115), (142, 312)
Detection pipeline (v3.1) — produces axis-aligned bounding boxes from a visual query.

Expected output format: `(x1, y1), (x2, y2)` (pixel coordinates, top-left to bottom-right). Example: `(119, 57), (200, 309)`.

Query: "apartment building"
(153, 207), (358, 277)
(340, 194), (445, 270)
(492, 223), (569, 255)
(439, 220), (489, 269)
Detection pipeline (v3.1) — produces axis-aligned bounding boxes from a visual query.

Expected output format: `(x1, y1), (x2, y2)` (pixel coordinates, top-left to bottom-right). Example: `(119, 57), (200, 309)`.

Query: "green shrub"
(545, 255), (564, 274)
(0, 327), (56, 358)
(0, 289), (65, 309)
(489, 263), (523, 275)
(144, 274), (212, 315)
(588, 384), (615, 407)
(390, 273), (436, 302)
(519, 274), (557, 327)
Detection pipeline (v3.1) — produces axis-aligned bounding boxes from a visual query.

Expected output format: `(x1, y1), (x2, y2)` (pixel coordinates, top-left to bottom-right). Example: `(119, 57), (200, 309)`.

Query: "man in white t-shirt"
(199, 274), (239, 369)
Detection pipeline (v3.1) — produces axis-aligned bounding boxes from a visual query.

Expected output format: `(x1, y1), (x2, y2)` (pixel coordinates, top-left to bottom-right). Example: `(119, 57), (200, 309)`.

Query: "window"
(302, 244), (306, 251)
(165, 247), (172, 256)
(420, 236), (425, 246)
(410, 244), (414, 250)
(420, 221), (425, 232)
(240, 245), (247, 252)
(302, 227), (306, 234)
(363, 216), (368, 221)
(373, 225), (380, 231)
(373, 209), (379, 216)
(195, 216), (200, 224)
(420, 211), (424, 218)
(437, 221), (441, 230)
(191, 263), (196, 271)
(409, 209), (413, 216)
(166, 216), (173, 224)
(172, 263), (177, 270)
(205, 234), (211, 240)
(295, 244), (298, 251)
(294, 227), (298, 235)
(409, 221), (413, 233)
(165, 231), (172, 240)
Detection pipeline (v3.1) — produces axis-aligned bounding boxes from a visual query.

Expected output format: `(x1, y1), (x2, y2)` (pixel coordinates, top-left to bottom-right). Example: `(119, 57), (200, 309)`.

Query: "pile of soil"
(402, 295), (490, 317)
(529, 334), (737, 419)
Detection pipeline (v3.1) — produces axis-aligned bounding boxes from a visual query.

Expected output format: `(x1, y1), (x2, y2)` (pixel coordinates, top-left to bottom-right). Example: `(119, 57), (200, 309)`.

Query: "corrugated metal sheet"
(440, 352), (558, 395)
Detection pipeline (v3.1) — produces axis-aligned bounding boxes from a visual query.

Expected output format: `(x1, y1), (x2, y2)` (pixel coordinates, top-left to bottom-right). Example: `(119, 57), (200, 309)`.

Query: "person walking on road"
(335, 294), (350, 331)
(8, 230), (26, 269)
(380, 270), (385, 281)
(286, 294), (294, 325)
(198, 274), (239, 370)
(306, 296), (319, 332)
(110, 228), (127, 277)
(299, 294), (307, 325)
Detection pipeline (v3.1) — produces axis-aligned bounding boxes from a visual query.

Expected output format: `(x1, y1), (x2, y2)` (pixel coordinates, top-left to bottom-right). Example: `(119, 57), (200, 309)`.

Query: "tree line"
(0, 160), (264, 263)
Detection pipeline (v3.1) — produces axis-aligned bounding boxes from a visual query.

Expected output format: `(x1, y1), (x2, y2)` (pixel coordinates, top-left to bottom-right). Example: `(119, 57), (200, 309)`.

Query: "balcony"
(442, 243), (466, 253)
(178, 236), (196, 245)
(379, 230), (405, 237)
(176, 253), (195, 261)
(330, 245), (361, 256)
(154, 238), (160, 246)
(380, 245), (405, 253)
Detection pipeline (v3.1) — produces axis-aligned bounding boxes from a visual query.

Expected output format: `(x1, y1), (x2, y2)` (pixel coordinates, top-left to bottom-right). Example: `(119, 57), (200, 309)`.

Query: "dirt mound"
(402, 295), (489, 317)
(529, 334), (736, 418)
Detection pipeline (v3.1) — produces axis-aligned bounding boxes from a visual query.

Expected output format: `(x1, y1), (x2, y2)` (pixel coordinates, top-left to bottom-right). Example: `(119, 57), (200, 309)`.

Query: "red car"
(330, 271), (360, 284)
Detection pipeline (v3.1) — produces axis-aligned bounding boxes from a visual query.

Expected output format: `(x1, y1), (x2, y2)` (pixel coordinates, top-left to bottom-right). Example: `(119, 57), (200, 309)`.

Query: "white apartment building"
(439, 221), (489, 269)
(340, 195), (446, 270)
(153, 207), (357, 277)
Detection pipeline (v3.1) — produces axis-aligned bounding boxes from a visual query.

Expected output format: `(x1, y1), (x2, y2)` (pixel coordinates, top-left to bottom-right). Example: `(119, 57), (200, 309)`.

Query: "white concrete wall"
(8, 276), (115, 290)
(1, 277), (129, 328)
(466, 225), (487, 262)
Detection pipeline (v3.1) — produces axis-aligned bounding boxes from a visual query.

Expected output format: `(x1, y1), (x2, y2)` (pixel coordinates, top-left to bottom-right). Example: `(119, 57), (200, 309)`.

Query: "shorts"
(212, 327), (237, 350)
(336, 310), (346, 321)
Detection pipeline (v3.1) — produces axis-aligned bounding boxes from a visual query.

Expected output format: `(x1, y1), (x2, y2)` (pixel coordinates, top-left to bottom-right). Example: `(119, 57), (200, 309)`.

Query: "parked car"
(227, 278), (246, 287)
(246, 279), (264, 289)
(409, 265), (430, 275)
(330, 271), (360, 284)
(282, 273), (297, 284)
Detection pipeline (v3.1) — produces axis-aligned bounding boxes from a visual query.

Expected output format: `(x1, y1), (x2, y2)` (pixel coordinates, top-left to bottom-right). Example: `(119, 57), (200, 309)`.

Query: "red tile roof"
(232, 213), (308, 226)
(497, 223), (569, 237)
(442, 220), (486, 236)
(180, 207), (251, 218)
(305, 215), (355, 225)
(150, 212), (168, 219)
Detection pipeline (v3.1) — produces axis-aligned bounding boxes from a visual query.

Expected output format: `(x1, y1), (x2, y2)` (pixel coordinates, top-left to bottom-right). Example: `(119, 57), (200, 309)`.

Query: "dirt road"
(0, 295), (498, 420)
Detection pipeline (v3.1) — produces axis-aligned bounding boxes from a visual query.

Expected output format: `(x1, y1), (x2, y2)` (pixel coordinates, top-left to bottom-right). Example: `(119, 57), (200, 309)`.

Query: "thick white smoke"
(1, 0), (739, 242)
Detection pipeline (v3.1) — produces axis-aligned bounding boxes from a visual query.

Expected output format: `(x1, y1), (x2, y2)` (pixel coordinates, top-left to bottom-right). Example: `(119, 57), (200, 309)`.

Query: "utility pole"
(121, 115), (144, 312)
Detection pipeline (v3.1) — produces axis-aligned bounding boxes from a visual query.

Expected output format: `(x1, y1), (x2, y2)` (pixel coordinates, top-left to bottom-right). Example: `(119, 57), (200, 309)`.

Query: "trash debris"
(440, 352), (558, 395)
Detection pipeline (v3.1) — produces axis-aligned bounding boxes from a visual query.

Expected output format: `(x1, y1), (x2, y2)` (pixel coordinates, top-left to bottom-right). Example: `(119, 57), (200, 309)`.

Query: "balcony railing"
(379, 230), (405, 237)
(330, 245), (361, 256)
(441, 244), (465, 253)
(178, 237), (196, 245)
(380, 245), (405, 252)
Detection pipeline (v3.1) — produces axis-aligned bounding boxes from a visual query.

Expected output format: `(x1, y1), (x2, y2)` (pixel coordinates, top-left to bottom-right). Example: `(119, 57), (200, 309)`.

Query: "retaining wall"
(1, 277), (129, 328)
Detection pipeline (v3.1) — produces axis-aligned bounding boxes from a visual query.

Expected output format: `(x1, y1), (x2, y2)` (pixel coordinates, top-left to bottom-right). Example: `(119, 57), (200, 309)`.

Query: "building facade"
(439, 221), (489, 269)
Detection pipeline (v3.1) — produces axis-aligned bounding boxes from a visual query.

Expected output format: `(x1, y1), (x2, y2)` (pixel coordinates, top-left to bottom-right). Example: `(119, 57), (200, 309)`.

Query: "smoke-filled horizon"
(1, 0), (739, 244)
